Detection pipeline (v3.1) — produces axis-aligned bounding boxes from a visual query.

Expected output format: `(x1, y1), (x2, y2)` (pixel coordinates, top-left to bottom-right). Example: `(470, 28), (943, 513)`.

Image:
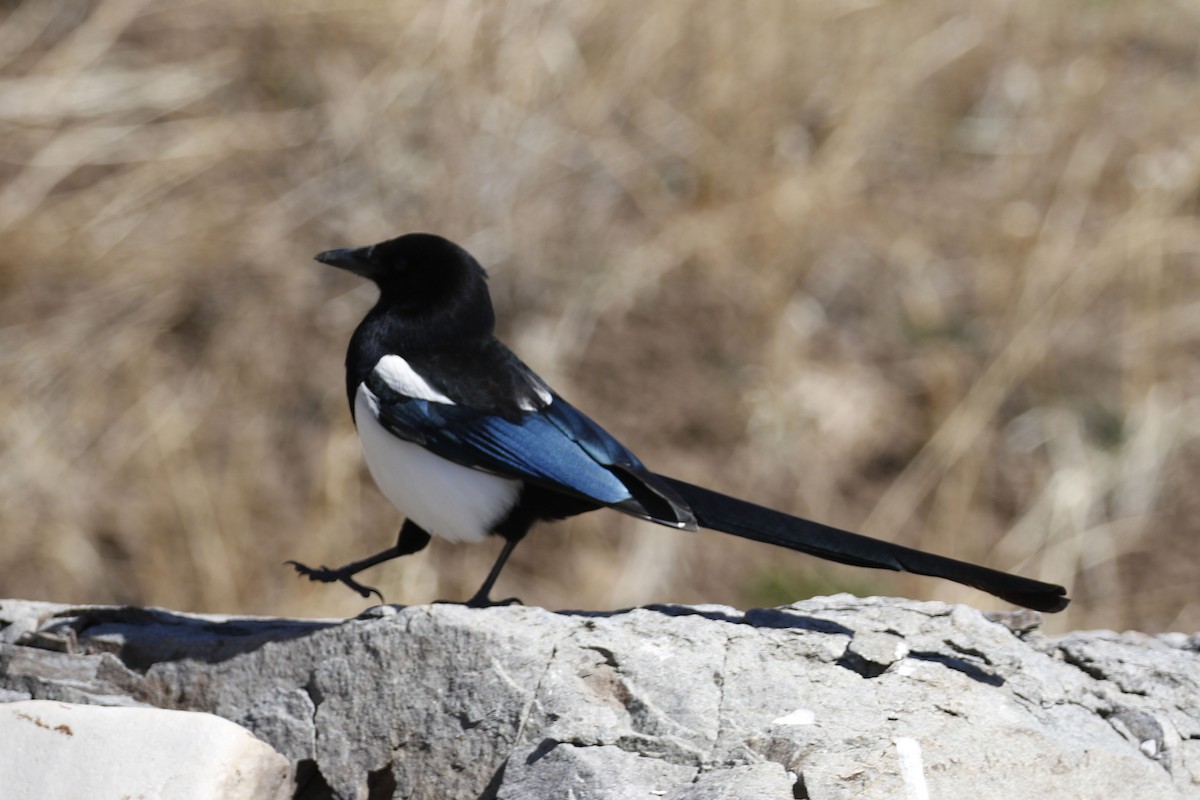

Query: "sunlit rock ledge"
(2, 596), (1198, 800)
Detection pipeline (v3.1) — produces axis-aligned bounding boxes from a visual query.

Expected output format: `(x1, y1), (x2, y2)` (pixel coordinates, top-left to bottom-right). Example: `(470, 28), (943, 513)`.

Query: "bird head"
(316, 232), (495, 336)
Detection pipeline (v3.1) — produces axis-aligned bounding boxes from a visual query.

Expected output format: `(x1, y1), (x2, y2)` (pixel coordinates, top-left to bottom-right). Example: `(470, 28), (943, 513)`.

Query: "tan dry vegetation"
(1, 1), (1198, 632)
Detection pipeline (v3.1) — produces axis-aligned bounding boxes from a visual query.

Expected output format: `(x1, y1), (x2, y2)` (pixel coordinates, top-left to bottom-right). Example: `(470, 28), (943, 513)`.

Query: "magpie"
(288, 232), (1069, 612)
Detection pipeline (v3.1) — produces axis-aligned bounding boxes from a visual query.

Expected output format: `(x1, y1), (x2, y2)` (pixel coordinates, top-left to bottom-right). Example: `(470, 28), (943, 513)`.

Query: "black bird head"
(317, 232), (496, 341)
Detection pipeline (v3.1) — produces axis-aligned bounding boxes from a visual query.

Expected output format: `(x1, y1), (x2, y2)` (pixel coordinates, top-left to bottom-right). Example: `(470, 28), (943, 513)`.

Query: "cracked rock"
(837, 631), (909, 678)
(498, 741), (697, 799)
(2, 595), (1199, 799)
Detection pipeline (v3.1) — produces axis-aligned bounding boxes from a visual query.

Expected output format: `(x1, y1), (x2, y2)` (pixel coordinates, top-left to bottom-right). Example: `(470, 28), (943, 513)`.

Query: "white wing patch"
(374, 354), (454, 404)
(518, 383), (554, 412)
(354, 384), (521, 543)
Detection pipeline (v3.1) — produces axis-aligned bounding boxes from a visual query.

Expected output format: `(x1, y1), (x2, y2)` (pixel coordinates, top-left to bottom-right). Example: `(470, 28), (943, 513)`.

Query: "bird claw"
(285, 560), (385, 603)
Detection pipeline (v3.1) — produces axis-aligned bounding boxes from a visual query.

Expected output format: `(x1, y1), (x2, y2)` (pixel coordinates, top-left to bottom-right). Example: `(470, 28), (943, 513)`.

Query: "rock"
(1, 595), (1198, 799)
(0, 699), (293, 800)
(836, 630), (909, 678)
(497, 741), (696, 799)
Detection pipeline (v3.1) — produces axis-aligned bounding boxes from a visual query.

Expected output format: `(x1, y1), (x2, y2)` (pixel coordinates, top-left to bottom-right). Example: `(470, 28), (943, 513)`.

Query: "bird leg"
(462, 537), (523, 608)
(288, 520), (431, 602)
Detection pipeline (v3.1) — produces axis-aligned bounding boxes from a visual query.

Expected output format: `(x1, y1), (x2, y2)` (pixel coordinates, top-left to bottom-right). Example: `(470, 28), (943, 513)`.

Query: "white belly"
(354, 384), (522, 543)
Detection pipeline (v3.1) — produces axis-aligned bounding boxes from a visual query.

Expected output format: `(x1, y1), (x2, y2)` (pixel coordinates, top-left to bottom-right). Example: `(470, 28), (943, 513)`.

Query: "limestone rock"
(2, 596), (1198, 799)
(0, 699), (293, 800)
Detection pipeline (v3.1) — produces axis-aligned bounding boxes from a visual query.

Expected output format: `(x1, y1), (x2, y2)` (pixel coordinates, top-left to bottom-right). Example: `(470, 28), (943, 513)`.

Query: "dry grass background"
(1, 0), (1198, 633)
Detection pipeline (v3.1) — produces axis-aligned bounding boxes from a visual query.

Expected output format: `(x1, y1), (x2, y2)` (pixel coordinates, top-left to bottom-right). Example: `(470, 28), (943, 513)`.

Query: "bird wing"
(362, 370), (695, 529)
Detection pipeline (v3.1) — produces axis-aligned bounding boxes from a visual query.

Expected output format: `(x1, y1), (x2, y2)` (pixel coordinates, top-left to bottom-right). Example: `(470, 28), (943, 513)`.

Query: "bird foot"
(285, 560), (385, 603)
(432, 595), (524, 609)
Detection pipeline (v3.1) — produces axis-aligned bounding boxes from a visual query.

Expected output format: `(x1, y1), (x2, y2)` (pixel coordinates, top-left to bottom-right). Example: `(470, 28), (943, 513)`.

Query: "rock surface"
(0, 699), (294, 800)
(1, 595), (1198, 799)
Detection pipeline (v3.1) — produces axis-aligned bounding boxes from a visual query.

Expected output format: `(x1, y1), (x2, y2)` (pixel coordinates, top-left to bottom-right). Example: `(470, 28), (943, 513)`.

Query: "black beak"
(314, 247), (374, 278)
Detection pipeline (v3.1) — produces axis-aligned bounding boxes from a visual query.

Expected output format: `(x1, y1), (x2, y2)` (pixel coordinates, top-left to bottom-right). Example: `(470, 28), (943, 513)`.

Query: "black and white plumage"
(289, 232), (1069, 612)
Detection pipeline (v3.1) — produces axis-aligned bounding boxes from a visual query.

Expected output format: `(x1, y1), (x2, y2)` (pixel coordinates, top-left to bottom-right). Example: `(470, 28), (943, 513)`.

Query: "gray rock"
(498, 741), (697, 799)
(667, 763), (796, 799)
(837, 630), (909, 678)
(2, 595), (1198, 799)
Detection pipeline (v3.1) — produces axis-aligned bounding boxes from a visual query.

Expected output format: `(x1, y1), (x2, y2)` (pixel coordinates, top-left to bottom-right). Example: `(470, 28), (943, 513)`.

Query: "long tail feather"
(655, 475), (1069, 612)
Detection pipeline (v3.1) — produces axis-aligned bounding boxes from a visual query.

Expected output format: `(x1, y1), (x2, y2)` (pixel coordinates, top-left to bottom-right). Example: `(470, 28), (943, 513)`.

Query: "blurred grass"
(1, 0), (1198, 633)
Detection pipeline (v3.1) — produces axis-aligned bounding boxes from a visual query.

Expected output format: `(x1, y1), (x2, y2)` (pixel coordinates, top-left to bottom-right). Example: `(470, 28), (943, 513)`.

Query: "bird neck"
(343, 298), (493, 414)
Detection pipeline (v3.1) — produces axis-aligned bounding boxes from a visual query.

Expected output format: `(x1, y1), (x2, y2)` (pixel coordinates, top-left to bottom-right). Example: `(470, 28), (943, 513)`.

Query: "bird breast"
(354, 383), (522, 543)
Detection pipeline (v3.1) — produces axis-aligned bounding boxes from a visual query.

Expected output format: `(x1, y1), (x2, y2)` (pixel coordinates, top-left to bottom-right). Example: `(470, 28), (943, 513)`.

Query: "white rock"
(0, 700), (293, 800)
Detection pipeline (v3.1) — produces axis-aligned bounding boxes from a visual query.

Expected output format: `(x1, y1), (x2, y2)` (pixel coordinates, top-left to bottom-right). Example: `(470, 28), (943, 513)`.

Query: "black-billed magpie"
(289, 232), (1069, 612)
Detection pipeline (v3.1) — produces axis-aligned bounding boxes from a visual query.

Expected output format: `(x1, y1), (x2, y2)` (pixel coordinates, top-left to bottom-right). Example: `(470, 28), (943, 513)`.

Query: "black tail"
(655, 475), (1069, 613)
